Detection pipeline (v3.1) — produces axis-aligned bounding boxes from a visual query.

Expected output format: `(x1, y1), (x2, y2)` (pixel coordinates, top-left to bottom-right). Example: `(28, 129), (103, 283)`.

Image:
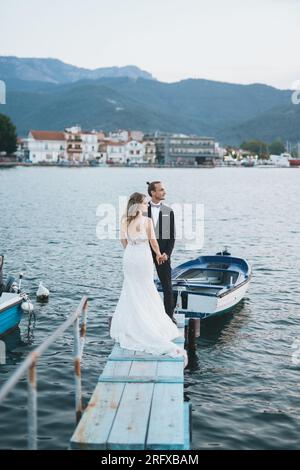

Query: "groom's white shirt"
(150, 201), (161, 227)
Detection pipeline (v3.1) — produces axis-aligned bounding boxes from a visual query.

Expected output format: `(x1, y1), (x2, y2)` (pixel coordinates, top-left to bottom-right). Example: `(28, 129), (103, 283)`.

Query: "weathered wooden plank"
(70, 383), (125, 450)
(108, 354), (184, 362)
(101, 354), (184, 384)
(146, 363), (184, 452)
(145, 360), (184, 450)
(107, 361), (158, 450)
(99, 375), (183, 383)
(110, 344), (136, 357)
(100, 358), (133, 377)
(156, 360), (184, 378)
(70, 361), (132, 450)
(183, 402), (192, 450)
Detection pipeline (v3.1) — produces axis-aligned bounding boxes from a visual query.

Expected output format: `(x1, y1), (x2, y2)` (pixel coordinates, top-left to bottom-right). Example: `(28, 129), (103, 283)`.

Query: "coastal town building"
(25, 127), (101, 163)
(107, 129), (144, 143)
(65, 126), (100, 162)
(19, 128), (219, 166)
(64, 126), (83, 162)
(125, 139), (145, 163)
(143, 140), (156, 163)
(25, 130), (66, 164)
(105, 139), (145, 164)
(145, 132), (219, 165)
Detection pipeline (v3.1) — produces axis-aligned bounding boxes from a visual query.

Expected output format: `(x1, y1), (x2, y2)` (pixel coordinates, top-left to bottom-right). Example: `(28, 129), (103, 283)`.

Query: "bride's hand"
(156, 254), (164, 265)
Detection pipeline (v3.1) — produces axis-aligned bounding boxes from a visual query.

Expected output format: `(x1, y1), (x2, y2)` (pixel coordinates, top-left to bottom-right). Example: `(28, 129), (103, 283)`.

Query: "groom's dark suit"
(148, 202), (175, 319)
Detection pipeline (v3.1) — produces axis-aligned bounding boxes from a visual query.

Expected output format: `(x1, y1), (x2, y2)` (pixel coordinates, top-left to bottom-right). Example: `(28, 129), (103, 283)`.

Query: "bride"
(110, 192), (188, 367)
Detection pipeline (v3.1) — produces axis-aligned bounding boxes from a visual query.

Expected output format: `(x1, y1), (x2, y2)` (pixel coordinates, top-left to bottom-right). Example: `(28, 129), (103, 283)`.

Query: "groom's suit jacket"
(147, 202), (175, 258)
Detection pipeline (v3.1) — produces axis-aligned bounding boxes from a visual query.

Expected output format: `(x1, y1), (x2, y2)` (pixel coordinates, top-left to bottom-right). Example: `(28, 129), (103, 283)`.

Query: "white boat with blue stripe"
(156, 250), (252, 319)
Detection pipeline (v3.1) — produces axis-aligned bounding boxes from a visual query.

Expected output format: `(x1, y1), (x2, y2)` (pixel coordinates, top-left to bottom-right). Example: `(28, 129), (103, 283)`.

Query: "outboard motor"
(216, 247), (231, 256)
(5, 275), (19, 293)
(0, 255), (19, 293)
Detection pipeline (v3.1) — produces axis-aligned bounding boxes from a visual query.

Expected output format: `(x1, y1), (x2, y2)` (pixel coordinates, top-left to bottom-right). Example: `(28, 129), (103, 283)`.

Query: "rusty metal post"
(80, 298), (88, 358)
(27, 360), (37, 450)
(74, 316), (82, 424)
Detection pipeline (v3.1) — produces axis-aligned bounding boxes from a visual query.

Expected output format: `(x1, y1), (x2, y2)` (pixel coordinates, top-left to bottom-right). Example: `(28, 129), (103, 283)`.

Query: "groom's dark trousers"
(148, 203), (175, 318)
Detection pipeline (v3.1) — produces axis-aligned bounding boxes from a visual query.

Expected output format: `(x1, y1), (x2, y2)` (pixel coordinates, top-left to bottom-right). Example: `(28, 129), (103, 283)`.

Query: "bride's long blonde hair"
(123, 192), (147, 226)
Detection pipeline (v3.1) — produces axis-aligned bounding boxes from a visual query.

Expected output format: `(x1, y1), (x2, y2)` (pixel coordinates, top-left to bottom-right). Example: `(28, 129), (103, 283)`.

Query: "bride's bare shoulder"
(144, 216), (153, 231)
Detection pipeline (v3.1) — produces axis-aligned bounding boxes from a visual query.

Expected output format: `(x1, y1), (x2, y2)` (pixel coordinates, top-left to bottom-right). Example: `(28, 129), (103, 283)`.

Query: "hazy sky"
(0, 0), (299, 89)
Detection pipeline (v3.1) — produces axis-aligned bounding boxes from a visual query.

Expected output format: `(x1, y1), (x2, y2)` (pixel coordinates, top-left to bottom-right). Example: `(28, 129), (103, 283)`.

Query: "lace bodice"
(125, 217), (149, 245)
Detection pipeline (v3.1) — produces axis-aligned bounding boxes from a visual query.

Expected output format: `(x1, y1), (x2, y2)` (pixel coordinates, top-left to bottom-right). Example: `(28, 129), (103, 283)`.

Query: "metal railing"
(0, 295), (88, 450)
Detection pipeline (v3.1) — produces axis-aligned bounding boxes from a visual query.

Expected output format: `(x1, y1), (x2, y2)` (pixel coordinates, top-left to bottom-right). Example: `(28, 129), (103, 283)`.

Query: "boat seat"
(177, 283), (223, 291)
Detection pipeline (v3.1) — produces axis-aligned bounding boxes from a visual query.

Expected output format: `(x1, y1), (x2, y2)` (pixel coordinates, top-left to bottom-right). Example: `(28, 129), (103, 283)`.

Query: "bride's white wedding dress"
(110, 216), (188, 366)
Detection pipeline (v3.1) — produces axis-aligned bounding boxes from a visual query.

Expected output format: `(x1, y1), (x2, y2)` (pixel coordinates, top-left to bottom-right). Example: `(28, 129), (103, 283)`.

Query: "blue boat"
(156, 250), (252, 319)
(0, 293), (24, 337)
(0, 255), (30, 337)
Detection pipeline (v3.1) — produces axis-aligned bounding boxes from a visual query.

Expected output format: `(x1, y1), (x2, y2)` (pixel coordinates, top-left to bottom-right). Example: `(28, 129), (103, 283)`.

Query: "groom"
(147, 181), (177, 325)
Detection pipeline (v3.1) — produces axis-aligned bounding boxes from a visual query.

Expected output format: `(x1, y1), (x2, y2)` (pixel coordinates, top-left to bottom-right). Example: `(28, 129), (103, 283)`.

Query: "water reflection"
(185, 300), (250, 373)
(199, 300), (249, 345)
(0, 327), (27, 365)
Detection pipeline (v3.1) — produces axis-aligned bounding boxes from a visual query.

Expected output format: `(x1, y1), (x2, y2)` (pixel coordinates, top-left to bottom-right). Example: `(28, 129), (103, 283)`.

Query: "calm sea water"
(0, 166), (299, 450)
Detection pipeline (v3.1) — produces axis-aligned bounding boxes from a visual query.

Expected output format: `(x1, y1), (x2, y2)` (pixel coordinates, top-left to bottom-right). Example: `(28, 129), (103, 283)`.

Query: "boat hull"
(159, 278), (250, 319)
(0, 296), (23, 337)
(289, 159), (300, 167)
(182, 279), (250, 319)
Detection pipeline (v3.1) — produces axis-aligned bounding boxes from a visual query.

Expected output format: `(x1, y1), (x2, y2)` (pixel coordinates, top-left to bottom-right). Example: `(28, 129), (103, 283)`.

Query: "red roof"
(30, 130), (65, 141)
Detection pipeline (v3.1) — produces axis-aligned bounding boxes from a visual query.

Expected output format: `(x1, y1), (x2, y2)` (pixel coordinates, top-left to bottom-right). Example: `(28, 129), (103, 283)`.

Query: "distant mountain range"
(0, 56), (297, 144)
(0, 56), (155, 83)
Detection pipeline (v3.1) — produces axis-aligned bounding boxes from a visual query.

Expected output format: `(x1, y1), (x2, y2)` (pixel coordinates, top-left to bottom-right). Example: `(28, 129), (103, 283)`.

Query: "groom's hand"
(162, 253), (168, 262)
(156, 254), (164, 265)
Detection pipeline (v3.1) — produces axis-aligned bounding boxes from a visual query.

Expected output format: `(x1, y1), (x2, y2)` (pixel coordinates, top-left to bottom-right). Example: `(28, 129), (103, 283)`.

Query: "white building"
(81, 131), (99, 161)
(125, 140), (145, 163)
(26, 130), (66, 163)
(106, 141), (126, 164)
(108, 130), (129, 142)
(215, 142), (226, 159)
(65, 126), (100, 162)
(106, 139), (145, 164)
(23, 128), (150, 165)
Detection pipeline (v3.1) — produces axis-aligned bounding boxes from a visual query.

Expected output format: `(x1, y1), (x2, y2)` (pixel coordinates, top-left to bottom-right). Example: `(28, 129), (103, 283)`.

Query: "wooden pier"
(70, 313), (192, 450)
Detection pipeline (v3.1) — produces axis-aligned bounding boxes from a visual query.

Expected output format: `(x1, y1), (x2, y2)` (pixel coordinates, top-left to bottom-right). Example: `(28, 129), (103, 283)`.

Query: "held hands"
(156, 253), (168, 265)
